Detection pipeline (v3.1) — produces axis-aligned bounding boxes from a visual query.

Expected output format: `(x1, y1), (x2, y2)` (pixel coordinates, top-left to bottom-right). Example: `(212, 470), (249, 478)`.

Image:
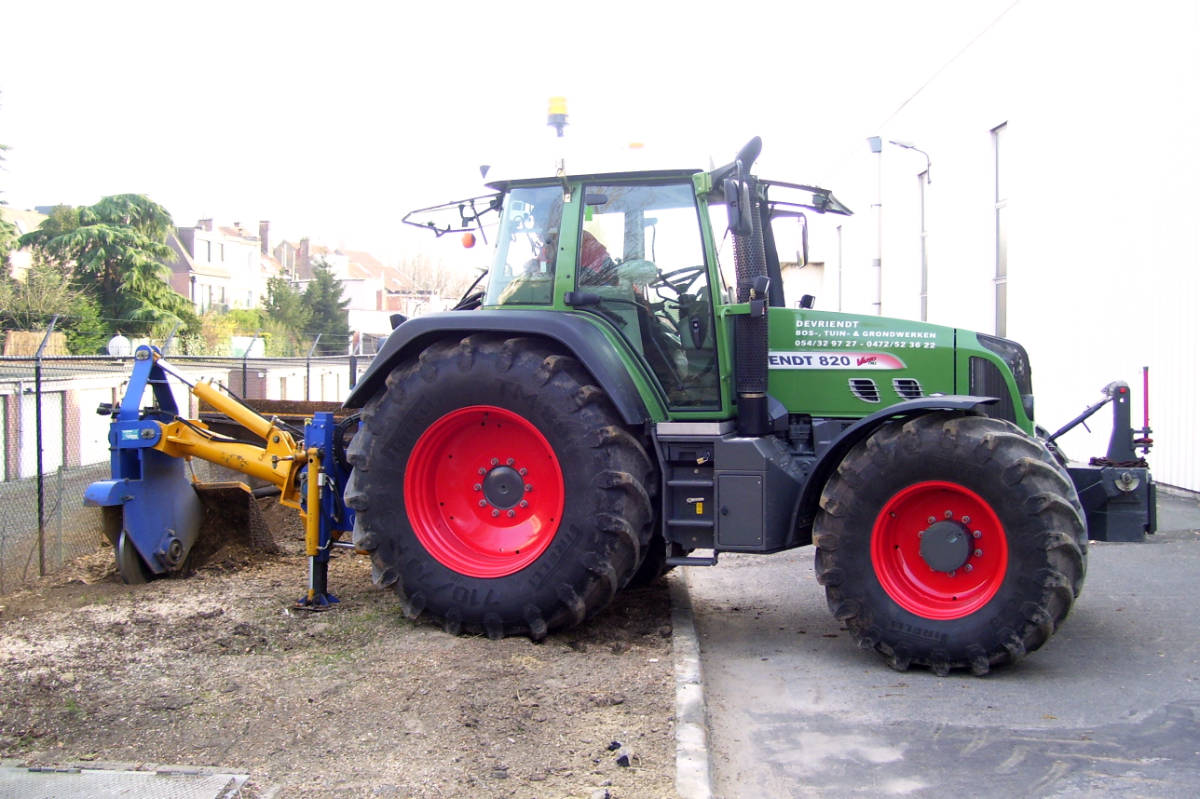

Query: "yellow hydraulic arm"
(146, 377), (335, 594)
(152, 380), (307, 509)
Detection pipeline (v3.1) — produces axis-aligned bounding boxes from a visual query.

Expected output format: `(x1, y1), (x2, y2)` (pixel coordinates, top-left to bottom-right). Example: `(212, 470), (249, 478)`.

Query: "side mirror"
(724, 177), (753, 236)
(798, 212), (809, 267)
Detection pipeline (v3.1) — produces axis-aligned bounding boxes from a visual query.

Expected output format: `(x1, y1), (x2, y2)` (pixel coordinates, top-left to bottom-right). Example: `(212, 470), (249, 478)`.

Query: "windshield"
(485, 186), (563, 306)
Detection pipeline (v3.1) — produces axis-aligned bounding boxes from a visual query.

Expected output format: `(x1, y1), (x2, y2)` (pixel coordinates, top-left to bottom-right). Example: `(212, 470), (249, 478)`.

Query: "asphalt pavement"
(684, 488), (1200, 798)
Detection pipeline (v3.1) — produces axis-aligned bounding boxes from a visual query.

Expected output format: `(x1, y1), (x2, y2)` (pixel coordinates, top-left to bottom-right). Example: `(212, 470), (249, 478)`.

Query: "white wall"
(77, 387), (114, 466)
(348, 308), (394, 338)
(19, 392), (62, 476)
(225, 237), (264, 309)
(824, 0), (1199, 489)
(341, 277), (377, 309)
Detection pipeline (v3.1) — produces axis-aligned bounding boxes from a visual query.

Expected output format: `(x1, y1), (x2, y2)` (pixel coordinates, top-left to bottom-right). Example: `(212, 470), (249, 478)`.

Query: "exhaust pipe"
(729, 138), (769, 436)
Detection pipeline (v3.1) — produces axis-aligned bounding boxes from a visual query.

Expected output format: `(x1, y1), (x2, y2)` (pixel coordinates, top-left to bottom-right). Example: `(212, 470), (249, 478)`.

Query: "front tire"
(814, 412), (1086, 675)
(345, 336), (654, 640)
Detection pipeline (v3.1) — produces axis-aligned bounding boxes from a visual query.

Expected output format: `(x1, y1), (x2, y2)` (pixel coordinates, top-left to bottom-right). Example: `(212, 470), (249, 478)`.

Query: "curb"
(669, 571), (713, 799)
(1157, 482), (1200, 500)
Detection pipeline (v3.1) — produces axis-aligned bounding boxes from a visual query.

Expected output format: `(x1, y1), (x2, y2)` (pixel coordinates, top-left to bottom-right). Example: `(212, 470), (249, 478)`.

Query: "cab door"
(572, 181), (721, 410)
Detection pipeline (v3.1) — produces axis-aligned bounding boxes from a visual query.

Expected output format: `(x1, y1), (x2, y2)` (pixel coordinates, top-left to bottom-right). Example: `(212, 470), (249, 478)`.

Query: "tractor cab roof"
(402, 141), (851, 237)
(484, 168), (702, 193)
(401, 169), (707, 238)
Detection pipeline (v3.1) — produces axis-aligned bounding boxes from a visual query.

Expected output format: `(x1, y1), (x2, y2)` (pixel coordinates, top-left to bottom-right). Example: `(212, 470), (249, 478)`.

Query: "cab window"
(575, 183), (719, 409)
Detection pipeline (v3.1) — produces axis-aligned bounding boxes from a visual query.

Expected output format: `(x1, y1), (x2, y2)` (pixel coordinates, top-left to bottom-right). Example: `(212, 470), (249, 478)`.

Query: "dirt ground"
(0, 504), (677, 798)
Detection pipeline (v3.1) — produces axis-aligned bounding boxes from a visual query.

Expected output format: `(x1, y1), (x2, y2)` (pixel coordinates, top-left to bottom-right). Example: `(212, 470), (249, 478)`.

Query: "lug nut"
(519, 500), (528, 508)
(473, 483), (482, 491)
(506, 458), (515, 466)
(506, 510), (515, 518)
(524, 484), (532, 493)
(972, 530), (982, 539)
(518, 467), (528, 476)
(944, 510), (953, 519)
(928, 516), (936, 524)
(962, 516), (971, 524)
(974, 548), (983, 557)
(491, 509), (499, 517)
(478, 500), (487, 507)
(478, 468), (486, 475)
(491, 457), (499, 466)
(965, 564), (974, 572)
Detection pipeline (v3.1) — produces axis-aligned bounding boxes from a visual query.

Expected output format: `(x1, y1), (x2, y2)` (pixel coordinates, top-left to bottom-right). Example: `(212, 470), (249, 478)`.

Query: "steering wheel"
(644, 265), (705, 336)
(652, 265), (706, 297)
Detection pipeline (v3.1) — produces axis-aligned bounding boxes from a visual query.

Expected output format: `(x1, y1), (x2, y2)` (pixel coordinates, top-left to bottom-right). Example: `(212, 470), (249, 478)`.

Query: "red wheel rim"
(404, 405), (564, 578)
(871, 481), (1008, 620)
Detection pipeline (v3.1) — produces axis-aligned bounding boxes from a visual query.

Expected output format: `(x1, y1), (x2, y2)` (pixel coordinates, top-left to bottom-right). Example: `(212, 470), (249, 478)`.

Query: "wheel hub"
(405, 406), (564, 578)
(482, 465), (523, 510)
(919, 520), (971, 573)
(870, 480), (1008, 620)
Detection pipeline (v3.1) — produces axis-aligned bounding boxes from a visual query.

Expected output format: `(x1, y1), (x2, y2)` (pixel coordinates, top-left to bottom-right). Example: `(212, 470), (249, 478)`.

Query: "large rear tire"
(345, 336), (654, 639)
(814, 412), (1086, 675)
(626, 535), (672, 587)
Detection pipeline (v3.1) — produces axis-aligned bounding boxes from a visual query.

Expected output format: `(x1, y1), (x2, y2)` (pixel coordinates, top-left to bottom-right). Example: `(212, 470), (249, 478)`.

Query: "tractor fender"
(344, 310), (654, 426)
(789, 396), (997, 544)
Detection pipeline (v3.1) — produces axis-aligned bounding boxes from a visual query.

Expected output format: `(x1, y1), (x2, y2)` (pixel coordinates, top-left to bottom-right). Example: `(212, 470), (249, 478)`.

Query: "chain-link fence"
(0, 350), (373, 594)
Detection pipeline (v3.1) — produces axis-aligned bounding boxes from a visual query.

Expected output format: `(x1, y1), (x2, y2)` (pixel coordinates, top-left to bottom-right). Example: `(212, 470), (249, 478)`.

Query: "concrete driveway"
(685, 490), (1200, 798)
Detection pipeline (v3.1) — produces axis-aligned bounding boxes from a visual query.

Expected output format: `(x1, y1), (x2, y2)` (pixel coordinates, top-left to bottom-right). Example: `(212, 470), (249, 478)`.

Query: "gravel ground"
(0, 513), (677, 798)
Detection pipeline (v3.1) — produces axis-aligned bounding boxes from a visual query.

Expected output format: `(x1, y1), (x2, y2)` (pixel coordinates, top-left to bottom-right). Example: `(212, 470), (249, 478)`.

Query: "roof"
(339, 249), (386, 271)
(0, 206), (48, 236)
(218, 225), (259, 243)
(259, 253), (283, 277)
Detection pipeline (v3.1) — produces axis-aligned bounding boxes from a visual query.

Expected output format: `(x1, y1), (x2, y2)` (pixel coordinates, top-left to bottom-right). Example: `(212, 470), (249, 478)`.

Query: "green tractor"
(343, 137), (1153, 674)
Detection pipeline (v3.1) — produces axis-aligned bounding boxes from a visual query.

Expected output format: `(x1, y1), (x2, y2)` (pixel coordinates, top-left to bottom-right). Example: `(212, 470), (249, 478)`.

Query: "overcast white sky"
(0, 0), (1014, 265)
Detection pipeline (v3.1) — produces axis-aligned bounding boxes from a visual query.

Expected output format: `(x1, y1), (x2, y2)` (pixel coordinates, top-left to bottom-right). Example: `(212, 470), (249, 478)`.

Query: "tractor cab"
(402, 161), (852, 413)
(486, 176), (721, 409)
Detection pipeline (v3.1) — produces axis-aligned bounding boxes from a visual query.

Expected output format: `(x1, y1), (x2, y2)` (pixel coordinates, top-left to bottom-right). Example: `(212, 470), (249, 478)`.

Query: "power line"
(824, 1), (1022, 182)
(874, 0), (1022, 131)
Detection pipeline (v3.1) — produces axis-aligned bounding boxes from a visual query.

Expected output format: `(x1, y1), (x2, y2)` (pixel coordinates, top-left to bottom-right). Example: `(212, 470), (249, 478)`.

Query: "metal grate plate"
(0, 764), (249, 799)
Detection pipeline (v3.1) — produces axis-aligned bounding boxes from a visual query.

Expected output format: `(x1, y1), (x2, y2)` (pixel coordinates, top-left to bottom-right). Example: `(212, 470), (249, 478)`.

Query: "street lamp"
(889, 140), (933, 320)
(867, 137), (883, 315)
(889, 140), (932, 183)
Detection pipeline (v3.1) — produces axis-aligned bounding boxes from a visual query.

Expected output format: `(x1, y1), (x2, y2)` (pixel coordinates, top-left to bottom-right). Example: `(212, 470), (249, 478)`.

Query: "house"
(0, 206), (48, 281)
(272, 238), (450, 340)
(171, 219), (282, 313)
(167, 227), (229, 313)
